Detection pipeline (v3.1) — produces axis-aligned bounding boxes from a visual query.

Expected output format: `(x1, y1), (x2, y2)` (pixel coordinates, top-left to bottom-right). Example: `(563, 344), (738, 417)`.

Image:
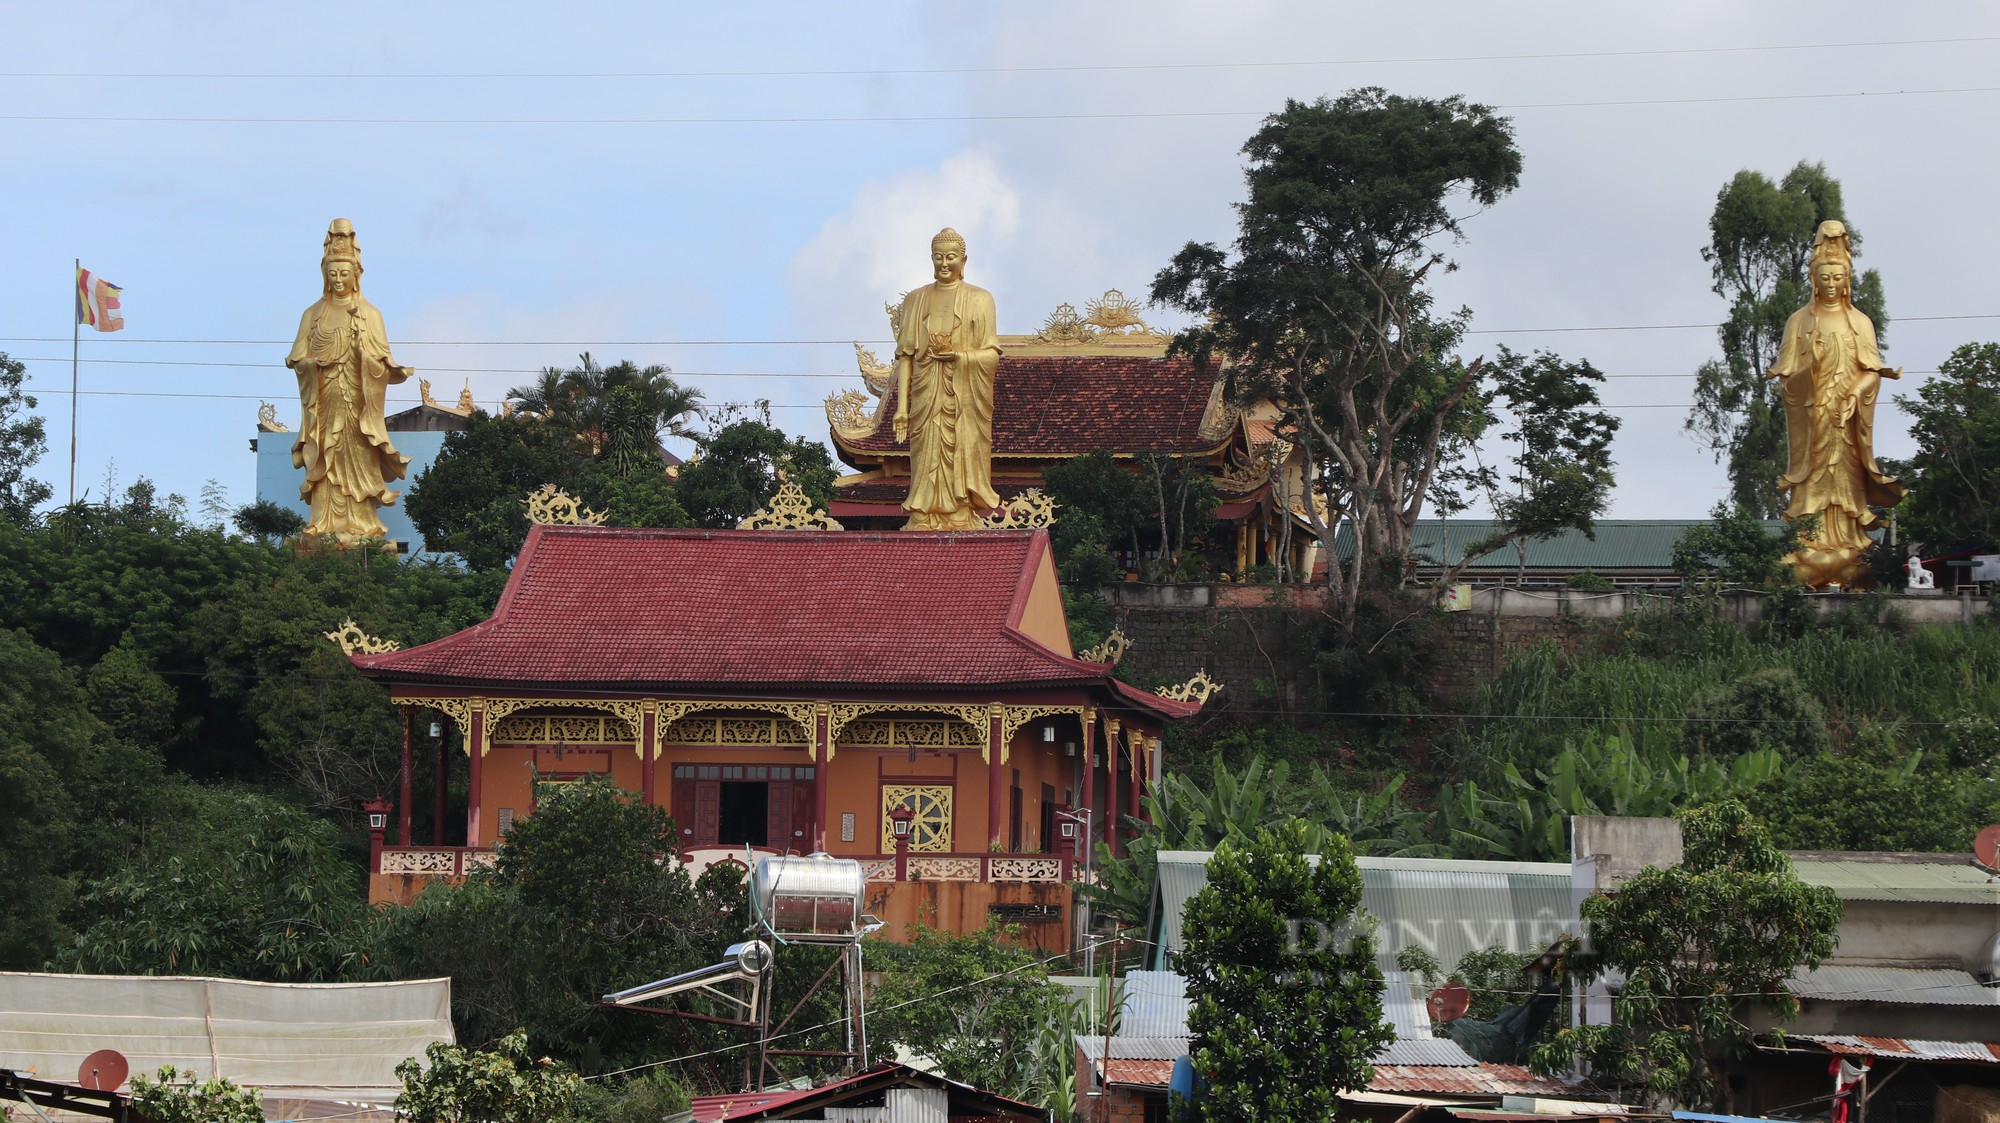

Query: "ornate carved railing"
(375, 847), (496, 878)
(860, 853), (1071, 884)
(378, 846), (1069, 883)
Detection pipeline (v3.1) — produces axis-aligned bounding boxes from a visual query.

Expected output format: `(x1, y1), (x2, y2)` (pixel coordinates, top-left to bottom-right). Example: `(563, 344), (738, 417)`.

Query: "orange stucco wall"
(1014, 546), (1074, 656)
(865, 881), (1072, 955)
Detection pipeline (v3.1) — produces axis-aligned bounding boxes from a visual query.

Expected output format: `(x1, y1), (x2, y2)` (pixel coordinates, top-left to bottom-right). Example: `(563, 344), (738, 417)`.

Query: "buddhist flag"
(75, 267), (124, 332)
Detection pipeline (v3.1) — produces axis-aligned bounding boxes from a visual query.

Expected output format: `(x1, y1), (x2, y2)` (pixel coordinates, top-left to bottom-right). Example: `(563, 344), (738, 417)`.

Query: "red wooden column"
(987, 704), (1007, 849)
(1105, 719), (1122, 858)
(640, 701), (658, 806)
(813, 702), (831, 852)
(398, 707), (415, 846)
(1079, 709), (1097, 852)
(466, 702), (485, 848)
(432, 713), (448, 845)
(1126, 731), (1144, 825)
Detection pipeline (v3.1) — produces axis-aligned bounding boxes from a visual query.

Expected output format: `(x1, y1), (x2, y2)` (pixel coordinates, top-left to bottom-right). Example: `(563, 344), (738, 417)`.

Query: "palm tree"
(505, 354), (704, 473)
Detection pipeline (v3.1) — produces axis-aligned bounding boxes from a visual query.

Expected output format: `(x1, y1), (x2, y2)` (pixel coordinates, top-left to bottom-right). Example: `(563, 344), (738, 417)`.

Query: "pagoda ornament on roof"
(977, 488), (1058, 530)
(1157, 670), (1222, 706)
(326, 618), (400, 656)
(738, 476), (844, 530)
(524, 483), (608, 527)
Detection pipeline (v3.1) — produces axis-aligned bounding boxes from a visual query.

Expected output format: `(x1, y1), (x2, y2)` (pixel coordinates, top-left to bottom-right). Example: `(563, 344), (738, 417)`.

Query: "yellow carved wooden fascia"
(326, 619), (399, 656)
(397, 697), (475, 746)
(1212, 456), (1272, 496)
(1157, 670), (1222, 706)
(999, 705), (1086, 759)
(737, 479), (843, 530)
(978, 489), (1057, 530)
(1080, 628), (1131, 666)
(652, 701), (818, 753)
(828, 702), (988, 752)
(525, 483), (608, 527)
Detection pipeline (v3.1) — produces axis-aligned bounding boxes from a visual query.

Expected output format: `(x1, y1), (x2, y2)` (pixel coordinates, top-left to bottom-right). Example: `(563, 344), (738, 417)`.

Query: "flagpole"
(69, 258), (79, 508)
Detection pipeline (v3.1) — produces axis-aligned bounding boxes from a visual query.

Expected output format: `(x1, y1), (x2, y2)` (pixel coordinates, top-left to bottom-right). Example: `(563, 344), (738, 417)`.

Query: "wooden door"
(767, 781), (795, 852)
(693, 780), (721, 846)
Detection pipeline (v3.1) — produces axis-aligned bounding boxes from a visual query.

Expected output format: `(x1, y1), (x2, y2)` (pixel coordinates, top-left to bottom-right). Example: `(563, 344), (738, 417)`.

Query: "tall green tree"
(1152, 90), (1522, 626)
(1534, 800), (1840, 1110)
(673, 411), (835, 528)
(1898, 341), (2000, 549)
(374, 775), (742, 1067)
(1172, 818), (1391, 1123)
(1446, 347), (1621, 583)
(1686, 162), (1888, 516)
(0, 353), (52, 524)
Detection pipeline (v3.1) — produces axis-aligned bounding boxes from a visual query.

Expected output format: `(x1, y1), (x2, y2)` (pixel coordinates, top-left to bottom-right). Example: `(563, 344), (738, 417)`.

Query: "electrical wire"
(8, 313), (1995, 348)
(8, 36), (1995, 80)
(8, 84), (2000, 127)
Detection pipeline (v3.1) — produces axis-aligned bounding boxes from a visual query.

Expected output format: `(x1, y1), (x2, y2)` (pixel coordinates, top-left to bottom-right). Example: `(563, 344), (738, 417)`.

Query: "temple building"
(348, 521), (1202, 952)
(825, 291), (1312, 577)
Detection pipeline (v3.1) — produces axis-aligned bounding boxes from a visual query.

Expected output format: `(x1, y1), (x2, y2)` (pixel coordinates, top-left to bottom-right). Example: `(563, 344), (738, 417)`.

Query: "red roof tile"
(836, 355), (1224, 460)
(353, 526), (1192, 718)
(1101, 1058), (1179, 1086)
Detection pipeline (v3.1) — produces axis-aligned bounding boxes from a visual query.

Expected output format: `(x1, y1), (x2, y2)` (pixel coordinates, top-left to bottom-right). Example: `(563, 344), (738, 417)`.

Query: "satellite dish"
(79, 1049), (129, 1091)
(1427, 983), (1472, 1023)
(1975, 825), (2000, 871)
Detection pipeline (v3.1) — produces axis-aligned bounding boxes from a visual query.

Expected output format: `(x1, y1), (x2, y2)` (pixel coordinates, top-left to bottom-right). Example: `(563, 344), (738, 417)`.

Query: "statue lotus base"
(1786, 542), (1875, 591)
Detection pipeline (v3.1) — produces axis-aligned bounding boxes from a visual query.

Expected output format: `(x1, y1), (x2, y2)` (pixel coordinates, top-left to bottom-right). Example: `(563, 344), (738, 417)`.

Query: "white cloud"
(787, 150), (1024, 339)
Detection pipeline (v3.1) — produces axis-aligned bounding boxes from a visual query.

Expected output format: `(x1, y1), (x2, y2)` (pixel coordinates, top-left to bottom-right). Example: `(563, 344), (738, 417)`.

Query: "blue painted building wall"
(252, 429), (450, 554)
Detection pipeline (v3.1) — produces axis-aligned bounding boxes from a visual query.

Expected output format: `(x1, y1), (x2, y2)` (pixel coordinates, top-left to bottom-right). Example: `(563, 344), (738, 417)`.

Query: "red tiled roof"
(836, 355), (1224, 460)
(1368, 1064), (1572, 1096)
(353, 526), (1189, 718)
(1101, 1058), (1179, 1086)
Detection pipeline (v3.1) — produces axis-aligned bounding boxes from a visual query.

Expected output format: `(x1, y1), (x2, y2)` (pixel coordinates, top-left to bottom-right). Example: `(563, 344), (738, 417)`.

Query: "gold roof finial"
(326, 619), (399, 656)
(524, 484), (608, 526)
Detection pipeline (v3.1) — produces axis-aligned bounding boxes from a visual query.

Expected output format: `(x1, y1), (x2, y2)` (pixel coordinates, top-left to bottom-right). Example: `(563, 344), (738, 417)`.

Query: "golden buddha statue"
(1769, 220), (1905, 588)
(892, 228), (1001, 530)
(286, 219), (414, 544)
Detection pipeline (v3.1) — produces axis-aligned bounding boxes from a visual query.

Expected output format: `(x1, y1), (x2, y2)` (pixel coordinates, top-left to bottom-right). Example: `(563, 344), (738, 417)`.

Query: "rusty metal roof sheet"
(1795, 1036), (2000, 1063)
(1788, 965), (2000, 1006)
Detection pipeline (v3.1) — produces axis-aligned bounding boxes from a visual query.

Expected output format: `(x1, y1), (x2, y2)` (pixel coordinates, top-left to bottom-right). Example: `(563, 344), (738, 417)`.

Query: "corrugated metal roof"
(1795, 1036), (2000, 1063)
(1384, 970), (1437, 1041)
(1791, 860), (2000, 905)
(1078, 1036), (1190, 1061)
(1370, 1064), (1571, 1096)
(1381, 1039), (1480, 1066)
(1155, 852), (1574, 975)
(1118, 971), (1191, 1039)
(1332, 520), (1780, 572)
(1788, 965), (2000, 1006)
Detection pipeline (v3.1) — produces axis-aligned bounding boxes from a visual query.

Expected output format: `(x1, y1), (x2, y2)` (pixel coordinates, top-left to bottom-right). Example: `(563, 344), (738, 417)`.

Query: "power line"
(7, 84), (2000, 126)
(8, 36), (1995, 80)
(8, 314), (1995, 349)
(20, 355), (1940, 382)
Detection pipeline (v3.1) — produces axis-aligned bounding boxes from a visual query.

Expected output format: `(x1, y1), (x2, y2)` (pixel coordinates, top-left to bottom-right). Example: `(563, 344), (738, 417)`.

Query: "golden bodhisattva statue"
(893, 228), (1001, 530)
(1769, 220), (1906, 588)
(287, 219), (413, 543)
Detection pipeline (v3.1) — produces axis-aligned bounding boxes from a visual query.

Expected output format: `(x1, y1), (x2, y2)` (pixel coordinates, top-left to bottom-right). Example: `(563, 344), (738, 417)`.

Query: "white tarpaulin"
(0, 972), (452, 1102)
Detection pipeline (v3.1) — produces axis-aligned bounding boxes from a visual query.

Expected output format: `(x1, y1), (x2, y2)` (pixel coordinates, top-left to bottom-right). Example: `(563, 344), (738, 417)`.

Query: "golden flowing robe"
(1768, 301), (1904, 581)
(287, 295), (412, 540)
(894, 280), (1001, 530)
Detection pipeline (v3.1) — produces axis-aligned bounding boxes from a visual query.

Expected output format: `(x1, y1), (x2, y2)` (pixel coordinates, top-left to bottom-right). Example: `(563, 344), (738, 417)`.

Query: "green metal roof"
(1333, 519), (1785, 573)
(1154, 851), (1574, 973)
(1791, 860), (2000, 905)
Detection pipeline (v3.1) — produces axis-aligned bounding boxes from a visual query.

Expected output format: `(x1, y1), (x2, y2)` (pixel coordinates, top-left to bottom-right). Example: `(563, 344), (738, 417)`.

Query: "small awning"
(1790, 1036), (2000, 1064)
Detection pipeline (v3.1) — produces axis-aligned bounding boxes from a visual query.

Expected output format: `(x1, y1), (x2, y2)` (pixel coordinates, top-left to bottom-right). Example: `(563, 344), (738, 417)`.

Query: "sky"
(6, 2), (1999, 520)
